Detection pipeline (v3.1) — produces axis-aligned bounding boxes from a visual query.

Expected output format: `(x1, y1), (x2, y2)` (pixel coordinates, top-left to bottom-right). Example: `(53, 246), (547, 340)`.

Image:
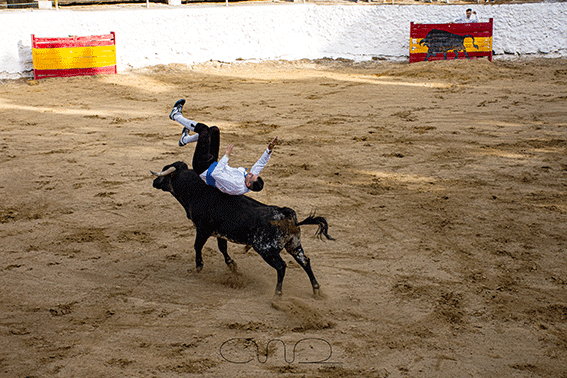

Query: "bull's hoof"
(312, 287), (323, 299)
(275, 289), (283, 296)
(311, 283), (325, 298)
(228, 261), (238, 273)
(196, 265), (203, 273)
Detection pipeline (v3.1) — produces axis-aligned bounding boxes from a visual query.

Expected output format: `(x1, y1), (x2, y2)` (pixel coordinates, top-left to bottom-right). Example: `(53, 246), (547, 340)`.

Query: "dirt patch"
(1, 57), (566, 377)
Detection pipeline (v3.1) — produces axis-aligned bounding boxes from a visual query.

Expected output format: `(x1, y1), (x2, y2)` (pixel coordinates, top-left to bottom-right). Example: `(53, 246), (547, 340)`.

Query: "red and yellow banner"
(409, 19), (493, 63)
(32, 33), (116, 80)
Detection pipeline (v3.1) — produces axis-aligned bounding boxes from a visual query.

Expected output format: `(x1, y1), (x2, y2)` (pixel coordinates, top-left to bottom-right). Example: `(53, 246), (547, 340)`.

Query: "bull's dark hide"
(152, 161), (333, 296)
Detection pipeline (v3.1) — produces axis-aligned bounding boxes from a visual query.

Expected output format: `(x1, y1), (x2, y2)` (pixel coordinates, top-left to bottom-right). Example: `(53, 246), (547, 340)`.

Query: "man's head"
(466, 8), (472, 18)
(245, 172), (264, 192)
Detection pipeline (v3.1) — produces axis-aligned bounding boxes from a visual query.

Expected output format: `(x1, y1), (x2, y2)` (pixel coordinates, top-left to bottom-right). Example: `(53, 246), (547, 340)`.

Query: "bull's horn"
(150, 166), (176, 177)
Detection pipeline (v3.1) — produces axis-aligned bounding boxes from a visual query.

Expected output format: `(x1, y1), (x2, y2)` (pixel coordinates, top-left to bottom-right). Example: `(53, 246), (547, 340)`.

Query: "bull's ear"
(173, 161), (189, 171)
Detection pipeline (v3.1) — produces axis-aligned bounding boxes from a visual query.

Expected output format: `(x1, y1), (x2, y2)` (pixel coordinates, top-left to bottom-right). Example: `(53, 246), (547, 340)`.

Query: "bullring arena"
(1, 1), (567, 377)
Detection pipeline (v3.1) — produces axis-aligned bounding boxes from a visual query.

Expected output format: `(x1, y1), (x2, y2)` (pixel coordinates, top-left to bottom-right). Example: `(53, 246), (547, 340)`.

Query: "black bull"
(151, 161), (333, 296)
(419, 29), (479, 61)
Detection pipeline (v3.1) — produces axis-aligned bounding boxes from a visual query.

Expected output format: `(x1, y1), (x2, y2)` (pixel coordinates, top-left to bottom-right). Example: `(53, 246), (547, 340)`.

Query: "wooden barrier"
(32, 32), (116, 80)
(409, 19), (493, 63)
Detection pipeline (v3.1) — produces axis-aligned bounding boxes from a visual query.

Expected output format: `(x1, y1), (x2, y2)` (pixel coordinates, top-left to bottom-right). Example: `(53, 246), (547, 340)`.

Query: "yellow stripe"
(409, 37), (492, 54)
(32, 45), (116, 70)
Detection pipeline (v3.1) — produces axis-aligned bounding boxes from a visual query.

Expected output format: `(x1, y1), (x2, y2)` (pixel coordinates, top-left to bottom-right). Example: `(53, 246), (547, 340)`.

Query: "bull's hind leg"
(258, 252), (287, 296)
(285, 244), (321, 297)
(217, 238), (237, 273)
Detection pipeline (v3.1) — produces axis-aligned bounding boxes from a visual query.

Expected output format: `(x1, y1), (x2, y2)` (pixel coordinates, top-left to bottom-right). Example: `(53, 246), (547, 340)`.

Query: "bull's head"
(151, 161), (188, 193)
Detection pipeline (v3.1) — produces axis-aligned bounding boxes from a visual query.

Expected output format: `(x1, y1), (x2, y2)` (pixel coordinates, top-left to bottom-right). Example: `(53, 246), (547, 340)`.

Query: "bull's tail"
(464, 35), (479, 50)
(296, 213), (335, 241)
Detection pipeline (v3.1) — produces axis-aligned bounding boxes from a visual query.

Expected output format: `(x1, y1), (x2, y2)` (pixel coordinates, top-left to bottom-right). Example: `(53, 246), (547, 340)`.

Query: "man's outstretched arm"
(268, 136), (278, 153)
(251, 137), (278, 176)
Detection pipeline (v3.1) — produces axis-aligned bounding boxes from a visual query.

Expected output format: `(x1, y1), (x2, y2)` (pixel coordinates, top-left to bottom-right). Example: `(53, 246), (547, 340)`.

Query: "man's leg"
(192, 123), (218, 175)
(209, 126), (220, 162)
(169, 99), (200, 146)
(173, 113), (198, 131)
(178, 125), (199, 146)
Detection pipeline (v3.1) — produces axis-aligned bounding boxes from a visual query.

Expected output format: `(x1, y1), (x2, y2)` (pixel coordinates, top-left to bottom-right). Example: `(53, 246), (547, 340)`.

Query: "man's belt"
(206, 162), (218, 187)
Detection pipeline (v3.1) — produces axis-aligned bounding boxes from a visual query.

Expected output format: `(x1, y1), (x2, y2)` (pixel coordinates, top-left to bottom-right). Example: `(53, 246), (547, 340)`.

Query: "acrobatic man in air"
(169, 99), (278, 196)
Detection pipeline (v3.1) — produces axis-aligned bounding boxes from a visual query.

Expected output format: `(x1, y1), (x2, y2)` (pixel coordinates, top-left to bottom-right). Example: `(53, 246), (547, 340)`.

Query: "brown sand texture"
(1, 57), (567, 377)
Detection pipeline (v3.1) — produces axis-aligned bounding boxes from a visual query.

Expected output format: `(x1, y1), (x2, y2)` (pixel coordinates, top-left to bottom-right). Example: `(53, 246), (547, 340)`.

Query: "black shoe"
(169, 99), (186, 120)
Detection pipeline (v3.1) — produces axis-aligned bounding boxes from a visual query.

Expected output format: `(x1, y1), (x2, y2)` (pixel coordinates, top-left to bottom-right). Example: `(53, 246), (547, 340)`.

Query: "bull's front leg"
(193, 231), (211, 272)
(217, 238), (237, 273)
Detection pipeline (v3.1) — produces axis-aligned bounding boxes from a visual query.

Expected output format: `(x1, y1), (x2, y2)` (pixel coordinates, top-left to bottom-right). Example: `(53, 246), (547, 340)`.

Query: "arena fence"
(409, 18), (493, 63)
(32, 32), (117, 80)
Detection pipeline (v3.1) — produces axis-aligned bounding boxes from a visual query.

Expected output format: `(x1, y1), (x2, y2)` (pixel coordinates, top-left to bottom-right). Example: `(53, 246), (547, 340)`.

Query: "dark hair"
(466, 8), (472, 12)
(250, 176), (264, 192)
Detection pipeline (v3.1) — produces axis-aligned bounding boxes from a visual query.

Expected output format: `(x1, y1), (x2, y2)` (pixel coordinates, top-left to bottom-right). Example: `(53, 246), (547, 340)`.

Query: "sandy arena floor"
(1, 57), (566, 377)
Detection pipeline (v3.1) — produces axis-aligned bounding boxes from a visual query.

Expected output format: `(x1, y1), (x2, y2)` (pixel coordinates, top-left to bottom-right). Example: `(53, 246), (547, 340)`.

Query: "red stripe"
(33, 65), (117, 80)
(410, 20), (493, 39)
(32, 33), (115, 49)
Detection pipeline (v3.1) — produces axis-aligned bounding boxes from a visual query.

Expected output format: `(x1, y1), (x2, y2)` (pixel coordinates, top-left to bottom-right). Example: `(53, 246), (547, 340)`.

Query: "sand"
(1, 57), (566, 377)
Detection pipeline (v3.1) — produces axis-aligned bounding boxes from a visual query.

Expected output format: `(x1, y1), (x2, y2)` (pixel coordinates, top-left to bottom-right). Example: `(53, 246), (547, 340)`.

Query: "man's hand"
(225, 144), (234, 157)
(268, 136), (278, 153)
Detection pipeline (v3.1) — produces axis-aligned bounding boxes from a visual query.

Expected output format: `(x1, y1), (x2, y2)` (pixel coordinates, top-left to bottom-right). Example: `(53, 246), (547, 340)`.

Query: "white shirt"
(199, 148), (272, 195)
(454, 13), (479, 23)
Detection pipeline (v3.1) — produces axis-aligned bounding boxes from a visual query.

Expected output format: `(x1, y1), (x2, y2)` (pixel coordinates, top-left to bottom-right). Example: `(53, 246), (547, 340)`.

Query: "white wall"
(1, 2), (566, 79)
